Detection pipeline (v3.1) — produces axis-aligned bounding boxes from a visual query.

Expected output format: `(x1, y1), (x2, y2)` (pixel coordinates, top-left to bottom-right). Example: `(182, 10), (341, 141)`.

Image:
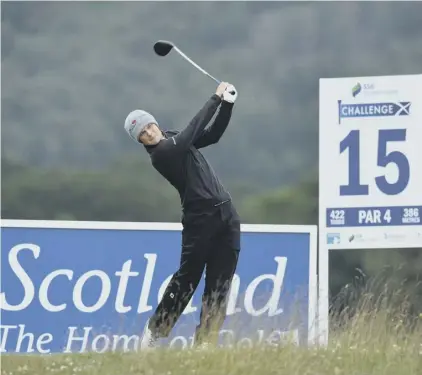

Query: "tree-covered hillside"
(2, 1), (422, 189)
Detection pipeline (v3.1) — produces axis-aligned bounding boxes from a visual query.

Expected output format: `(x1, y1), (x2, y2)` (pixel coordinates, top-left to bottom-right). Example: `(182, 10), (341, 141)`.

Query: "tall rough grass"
(2, 272), (421, 375)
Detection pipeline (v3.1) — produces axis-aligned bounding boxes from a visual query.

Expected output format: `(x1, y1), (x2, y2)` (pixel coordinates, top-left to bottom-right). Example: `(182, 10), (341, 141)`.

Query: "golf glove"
(222, 84), (238, 103)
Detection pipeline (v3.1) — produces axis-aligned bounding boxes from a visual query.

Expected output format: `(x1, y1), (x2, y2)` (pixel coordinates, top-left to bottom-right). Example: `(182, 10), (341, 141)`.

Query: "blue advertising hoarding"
(1, 220), (317, 353)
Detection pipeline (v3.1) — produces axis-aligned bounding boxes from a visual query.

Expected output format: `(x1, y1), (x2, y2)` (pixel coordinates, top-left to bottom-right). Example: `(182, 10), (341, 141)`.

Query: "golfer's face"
(138, 123), (162, 145)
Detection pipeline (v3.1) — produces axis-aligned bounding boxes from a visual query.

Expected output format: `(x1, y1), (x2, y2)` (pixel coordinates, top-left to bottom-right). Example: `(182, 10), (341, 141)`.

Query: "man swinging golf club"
(124, 82), (240, 349)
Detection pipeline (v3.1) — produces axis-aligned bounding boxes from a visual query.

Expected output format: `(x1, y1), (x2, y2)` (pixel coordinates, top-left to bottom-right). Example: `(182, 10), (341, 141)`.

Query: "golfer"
(124, 82), (241, 349)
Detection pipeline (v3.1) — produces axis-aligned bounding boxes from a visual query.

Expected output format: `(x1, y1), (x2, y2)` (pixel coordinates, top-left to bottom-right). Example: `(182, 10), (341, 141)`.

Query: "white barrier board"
(318, 74), (422, 345)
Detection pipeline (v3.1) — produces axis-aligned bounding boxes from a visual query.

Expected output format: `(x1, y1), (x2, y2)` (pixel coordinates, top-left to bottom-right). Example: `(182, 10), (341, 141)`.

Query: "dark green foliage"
(2, 2), (422, 188)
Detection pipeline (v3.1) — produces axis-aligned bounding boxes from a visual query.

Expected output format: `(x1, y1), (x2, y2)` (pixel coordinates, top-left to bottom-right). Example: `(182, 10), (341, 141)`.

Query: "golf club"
(153, 40), (221, 85)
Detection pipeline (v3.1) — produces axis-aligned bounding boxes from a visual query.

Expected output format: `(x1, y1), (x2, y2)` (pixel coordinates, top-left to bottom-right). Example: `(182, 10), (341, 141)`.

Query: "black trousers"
(148, 201), (240, 345)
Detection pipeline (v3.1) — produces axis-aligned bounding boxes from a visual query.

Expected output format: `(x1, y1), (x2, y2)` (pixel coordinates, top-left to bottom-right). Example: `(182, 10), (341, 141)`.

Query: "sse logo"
(351, 82), (376, 98)
(337, 100), (411, 124)
(352, 83), (362, 97)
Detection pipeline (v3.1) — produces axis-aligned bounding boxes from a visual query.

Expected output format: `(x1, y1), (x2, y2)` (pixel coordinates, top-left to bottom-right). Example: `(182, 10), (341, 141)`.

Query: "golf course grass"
(2, 284), (421, 375)
(2, 308), (421, 375)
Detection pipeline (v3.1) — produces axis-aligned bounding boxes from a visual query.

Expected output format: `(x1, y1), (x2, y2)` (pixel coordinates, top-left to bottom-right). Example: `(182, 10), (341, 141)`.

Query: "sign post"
(318, 74), (422, 345)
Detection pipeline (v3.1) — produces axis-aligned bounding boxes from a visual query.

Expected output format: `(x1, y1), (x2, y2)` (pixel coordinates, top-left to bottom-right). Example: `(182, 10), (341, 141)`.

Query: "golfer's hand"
(215, 82), (230, 97)
(222, 84), (237, 103)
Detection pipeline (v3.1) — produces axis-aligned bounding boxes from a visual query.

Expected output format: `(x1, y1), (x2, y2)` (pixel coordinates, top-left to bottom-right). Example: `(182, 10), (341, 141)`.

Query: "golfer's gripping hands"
(216, 82), (238, 103)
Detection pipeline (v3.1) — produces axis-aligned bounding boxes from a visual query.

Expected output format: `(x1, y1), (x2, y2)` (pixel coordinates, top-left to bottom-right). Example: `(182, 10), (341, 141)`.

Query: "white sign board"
(318, 74), (422, 345)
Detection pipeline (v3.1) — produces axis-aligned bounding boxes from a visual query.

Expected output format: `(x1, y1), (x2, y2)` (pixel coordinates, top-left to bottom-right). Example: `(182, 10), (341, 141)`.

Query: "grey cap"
(124, 109), (158, 143)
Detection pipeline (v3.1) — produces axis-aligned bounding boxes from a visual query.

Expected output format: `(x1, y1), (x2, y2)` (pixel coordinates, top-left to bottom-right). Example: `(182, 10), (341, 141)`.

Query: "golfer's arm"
(172, 94), (222, 150)
(194, 101), (233, 149)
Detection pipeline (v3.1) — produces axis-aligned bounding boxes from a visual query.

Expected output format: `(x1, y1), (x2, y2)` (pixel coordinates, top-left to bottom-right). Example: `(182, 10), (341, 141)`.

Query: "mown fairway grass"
(2, 286), (421, 375)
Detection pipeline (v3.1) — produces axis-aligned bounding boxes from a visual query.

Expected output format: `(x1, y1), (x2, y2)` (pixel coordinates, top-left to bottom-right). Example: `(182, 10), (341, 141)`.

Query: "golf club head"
(153, 40), (174, 56)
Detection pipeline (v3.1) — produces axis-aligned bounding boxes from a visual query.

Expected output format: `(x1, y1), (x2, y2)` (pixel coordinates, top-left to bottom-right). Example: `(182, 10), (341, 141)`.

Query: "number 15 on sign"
(340, 128), (410, 196)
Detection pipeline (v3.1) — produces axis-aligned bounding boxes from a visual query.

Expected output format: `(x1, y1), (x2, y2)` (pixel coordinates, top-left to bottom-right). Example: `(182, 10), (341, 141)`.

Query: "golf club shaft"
(173, 46), (221, 84)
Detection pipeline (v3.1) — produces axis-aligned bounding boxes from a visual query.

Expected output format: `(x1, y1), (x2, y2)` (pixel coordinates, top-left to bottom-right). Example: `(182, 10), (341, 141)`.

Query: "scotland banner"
(1, 220), (317, 354)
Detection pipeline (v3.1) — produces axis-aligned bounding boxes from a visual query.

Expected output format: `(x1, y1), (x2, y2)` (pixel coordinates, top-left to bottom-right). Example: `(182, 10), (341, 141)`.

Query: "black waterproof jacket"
(144, 94), (234, 217)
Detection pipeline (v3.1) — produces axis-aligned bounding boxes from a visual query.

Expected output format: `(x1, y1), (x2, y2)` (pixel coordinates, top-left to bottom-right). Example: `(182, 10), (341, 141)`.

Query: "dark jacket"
(144, 94), (234, 216)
